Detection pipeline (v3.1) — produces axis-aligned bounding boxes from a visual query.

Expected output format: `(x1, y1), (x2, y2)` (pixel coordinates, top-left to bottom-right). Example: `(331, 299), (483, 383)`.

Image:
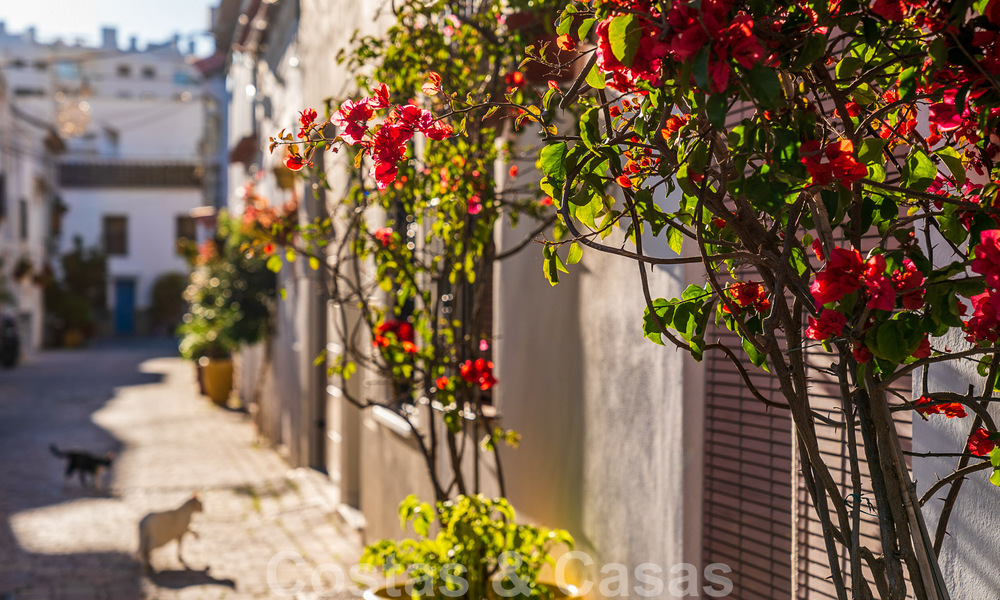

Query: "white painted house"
(0, 24), (210, 335)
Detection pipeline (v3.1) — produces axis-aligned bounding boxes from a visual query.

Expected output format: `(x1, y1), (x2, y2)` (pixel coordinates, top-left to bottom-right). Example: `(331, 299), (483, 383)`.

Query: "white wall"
(59, 187), (200, 309)
(914, 328), (1000, 597)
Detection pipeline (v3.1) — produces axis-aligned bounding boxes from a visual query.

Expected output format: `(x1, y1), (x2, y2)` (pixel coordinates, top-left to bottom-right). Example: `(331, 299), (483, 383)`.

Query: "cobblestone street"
(0, 340), (361, 599)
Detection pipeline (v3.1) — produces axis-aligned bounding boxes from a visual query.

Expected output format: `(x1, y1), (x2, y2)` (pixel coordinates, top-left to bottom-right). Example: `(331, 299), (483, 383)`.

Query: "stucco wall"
(913, 328), (1000, 597)
(59, 187), (201, 309)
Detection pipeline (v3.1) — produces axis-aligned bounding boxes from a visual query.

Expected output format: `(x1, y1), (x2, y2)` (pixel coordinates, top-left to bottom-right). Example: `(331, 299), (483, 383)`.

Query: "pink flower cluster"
(333, 83), (453, 190)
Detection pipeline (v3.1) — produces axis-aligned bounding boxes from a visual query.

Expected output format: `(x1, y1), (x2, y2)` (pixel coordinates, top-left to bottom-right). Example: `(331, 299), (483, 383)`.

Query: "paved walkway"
(0, 340), (361, 599)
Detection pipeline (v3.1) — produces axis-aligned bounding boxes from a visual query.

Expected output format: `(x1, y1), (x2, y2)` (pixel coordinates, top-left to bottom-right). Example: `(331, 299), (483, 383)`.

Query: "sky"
(0, 0), (218, 57)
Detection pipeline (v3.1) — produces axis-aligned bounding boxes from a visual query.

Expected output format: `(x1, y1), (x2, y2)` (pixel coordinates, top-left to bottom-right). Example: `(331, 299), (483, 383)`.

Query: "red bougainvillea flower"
(373, 227), (394, 247)
(915, 396), (967, 418)
(299, 108), (317, 128)
(892, 259), (926, 309)
(508, 165), (519, 178)
(333, 98), (374, 144)
(372, 319), (415, 348)
(724, 281), (771, 314)
(661, 114), (689, 139)
(968, 427), (997, 456)
(811, 239), (826, 262)
(871, 0), (907, 21)
(539, 196), (554, 207)
(284, 152), (305, 172)
(806, 309), (847, 341)
(460, 358), (498, 391)
(298, 108), (318, 138)
(972, 230), (1000, 290)
(811, 247), (864, 306)
(928, 90), (966, 132)
(397, 104), (435, 132)
(402, 341), (418, 354)
(435, 376), (450, 390)
(800, 139), (868, 188)
(852, 343), (872, 364)
(423, 121), (453, 141)
(504, 71), (526, 91)
(964, 289), (1000, 342)
(596, 9), (670, 93)
(911, 337), (932, 359)
(556, 33), (576, 52)
(370, 83), (390, 109)
(987, 0), (1000, 25)
(862, 255), (896, 311)
(616, 174), (633, 188)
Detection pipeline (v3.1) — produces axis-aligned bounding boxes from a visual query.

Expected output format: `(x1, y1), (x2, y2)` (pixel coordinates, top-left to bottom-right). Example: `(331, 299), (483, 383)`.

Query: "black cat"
(49, 444), (114, 490)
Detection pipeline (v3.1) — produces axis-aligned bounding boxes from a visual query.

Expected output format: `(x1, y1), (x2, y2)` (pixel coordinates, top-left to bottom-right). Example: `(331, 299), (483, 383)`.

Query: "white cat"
(138, 493), (203, 573)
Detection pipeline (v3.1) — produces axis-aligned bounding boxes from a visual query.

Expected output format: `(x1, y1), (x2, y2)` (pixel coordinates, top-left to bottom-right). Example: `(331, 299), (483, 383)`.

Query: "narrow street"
(0, 340), (360, 599)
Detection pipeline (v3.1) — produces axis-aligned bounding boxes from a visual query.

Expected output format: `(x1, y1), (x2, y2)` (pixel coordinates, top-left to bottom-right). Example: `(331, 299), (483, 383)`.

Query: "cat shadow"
(147, 566), (237, 590)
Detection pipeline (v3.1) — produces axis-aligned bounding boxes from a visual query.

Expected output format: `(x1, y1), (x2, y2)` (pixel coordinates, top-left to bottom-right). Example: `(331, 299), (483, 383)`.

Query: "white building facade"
(0, 23), (210, 336)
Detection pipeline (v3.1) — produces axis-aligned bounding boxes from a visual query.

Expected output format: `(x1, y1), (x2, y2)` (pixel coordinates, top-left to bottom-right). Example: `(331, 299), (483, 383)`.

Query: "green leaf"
(266, 255), (283, 273)
(790, 34), (827, 71)
(836, 56), (862, 80)
(707, 94), (727, 130)
(857, 138), (888, 165)
(666, 226), (683, 254)
(585, 59), (606, 89)
(538, 142), (568, 181)
(579, 107), (602, 152)
(578, 18), (596, 40)
(935, 147), (966, 186)
(747, 66), (783, 108)
(608, 14), (641, 67)
(566, 242), (583, 265)
(904, 149), (937, 191)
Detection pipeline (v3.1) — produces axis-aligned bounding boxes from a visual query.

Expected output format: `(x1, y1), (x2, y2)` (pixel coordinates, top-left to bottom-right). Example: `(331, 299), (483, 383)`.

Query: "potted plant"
(177, 215), (276, 406)
(362, 495), (576, 600)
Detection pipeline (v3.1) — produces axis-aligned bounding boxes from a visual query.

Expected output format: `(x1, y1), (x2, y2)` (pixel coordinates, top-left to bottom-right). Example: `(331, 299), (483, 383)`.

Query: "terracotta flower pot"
(201, 357), (233, 406)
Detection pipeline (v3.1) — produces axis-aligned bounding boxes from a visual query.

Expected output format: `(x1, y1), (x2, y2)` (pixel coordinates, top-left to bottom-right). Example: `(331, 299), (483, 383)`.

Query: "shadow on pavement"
(0, 339), (176, 598)
(148, 567), (237, 590)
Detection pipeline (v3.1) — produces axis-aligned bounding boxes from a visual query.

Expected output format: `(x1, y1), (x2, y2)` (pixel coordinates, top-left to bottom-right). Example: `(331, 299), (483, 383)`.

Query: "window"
(175, 215), (196, 249)
(116, 64), (131, 77)
(33, 61), (47, 71)
(173, 70), (196, 86)
(9, 58), (26, 69)
(56, 60), (81, 79)
(141, 66), (156, 79)
(103, 215), (128, 255)
(14, 88), (45, 98)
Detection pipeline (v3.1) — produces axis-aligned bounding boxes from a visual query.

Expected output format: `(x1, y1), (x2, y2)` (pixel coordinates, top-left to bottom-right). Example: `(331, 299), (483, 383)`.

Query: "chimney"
(26, 27), (36, 42)
(188, 40), (196, 55)
(0, 22), (6, 36)
(172, 34), (180, 48)
(129, 36), (138, 51)
(101, 27), (117, 49)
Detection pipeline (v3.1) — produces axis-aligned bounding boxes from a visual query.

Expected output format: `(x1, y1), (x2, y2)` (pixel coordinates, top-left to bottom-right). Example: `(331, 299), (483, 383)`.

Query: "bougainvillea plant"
(266, 0), (1000, 597)
(261, 0), (562, 508)
(525, 1), (997, 598)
